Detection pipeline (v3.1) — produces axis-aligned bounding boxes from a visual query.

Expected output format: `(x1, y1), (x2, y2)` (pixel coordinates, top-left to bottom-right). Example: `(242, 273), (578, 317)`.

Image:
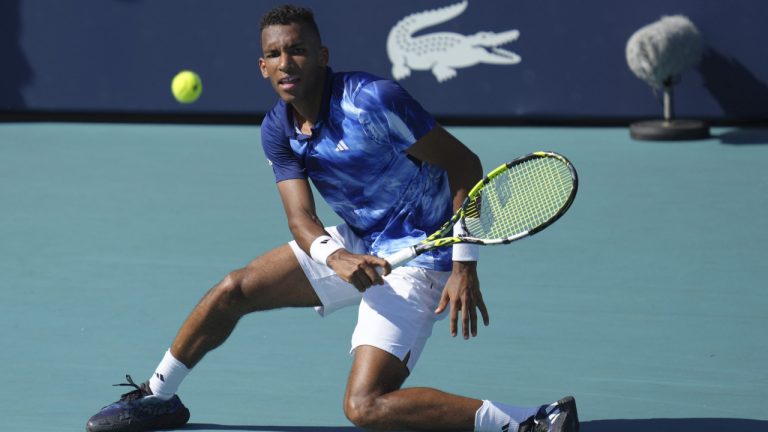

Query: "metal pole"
(663, 81), (673, 123)
(664, 78), (674, 123)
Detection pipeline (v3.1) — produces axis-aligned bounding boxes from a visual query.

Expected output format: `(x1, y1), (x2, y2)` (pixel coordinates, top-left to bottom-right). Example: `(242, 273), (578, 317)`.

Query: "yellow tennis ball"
(171, 70), (202, 104)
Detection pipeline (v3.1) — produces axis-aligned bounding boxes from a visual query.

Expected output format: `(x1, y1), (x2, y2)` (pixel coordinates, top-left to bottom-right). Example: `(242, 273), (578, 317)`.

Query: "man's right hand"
(326, 249), (391, 292)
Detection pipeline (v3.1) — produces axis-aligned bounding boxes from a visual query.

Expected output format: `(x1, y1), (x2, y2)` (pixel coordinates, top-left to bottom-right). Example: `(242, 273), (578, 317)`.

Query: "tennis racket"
(381, 151), (578, 269)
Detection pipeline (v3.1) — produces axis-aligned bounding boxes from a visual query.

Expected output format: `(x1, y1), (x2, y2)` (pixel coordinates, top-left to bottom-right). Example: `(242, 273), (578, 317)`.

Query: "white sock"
(475, 400), (540, 432)
(148, 349), (190, 400)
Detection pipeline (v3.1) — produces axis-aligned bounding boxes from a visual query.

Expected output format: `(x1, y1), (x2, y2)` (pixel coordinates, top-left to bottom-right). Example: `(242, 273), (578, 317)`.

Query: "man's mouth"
(278, 76), (300, 90)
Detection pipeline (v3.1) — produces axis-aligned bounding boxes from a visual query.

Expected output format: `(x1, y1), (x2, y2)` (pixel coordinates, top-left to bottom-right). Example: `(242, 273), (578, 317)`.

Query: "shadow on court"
(177, 418), (768, 431)
(582, 418), (768, 432)
(184, 425), (361, 431)
(715, 128), (768, 145)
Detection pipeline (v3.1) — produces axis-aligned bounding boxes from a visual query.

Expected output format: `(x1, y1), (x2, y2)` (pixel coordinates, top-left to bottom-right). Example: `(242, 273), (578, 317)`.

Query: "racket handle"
(376, 247), (417, 275)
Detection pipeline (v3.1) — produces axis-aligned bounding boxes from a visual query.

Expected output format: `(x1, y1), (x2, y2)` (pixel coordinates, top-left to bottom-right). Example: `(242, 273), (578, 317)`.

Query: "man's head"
(259, 5), (329, 107)
(259, 5), (321, 43)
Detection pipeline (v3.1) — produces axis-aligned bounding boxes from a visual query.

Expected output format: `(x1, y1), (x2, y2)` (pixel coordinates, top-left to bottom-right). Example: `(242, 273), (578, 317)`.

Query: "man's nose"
(279, 52), (294, 70)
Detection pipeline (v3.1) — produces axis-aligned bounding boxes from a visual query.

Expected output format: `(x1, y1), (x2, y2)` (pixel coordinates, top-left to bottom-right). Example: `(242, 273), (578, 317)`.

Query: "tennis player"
(86, 5), (578, 432)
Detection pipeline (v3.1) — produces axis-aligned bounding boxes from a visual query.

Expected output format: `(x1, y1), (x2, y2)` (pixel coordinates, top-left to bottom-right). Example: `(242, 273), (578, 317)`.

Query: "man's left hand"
(434, 261), (489, 339)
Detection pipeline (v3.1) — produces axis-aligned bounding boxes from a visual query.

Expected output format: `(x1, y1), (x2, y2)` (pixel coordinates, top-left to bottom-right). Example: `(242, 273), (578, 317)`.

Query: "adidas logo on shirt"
(335, 140), (350, 151)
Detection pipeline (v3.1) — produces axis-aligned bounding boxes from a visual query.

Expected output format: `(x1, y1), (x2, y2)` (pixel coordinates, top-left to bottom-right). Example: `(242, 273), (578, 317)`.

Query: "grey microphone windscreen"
(626, 15), (704, 89)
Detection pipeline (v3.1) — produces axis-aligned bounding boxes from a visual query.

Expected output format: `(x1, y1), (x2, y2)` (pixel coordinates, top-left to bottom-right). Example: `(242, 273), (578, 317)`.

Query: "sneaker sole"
(85, 406), (190, 432)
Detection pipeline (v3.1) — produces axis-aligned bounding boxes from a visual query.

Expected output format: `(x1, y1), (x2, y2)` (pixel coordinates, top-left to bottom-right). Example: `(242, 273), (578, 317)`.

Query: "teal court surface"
(1, 123), (767, 431)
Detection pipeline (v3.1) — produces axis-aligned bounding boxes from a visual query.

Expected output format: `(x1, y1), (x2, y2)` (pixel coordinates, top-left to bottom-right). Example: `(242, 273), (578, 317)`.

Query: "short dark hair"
(260, 5), (321, 41)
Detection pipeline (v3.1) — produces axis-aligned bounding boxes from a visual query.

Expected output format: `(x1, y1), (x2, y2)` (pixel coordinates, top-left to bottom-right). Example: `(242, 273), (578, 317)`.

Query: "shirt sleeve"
(260, 109), (306, 182)
(353, 79), (436, 152)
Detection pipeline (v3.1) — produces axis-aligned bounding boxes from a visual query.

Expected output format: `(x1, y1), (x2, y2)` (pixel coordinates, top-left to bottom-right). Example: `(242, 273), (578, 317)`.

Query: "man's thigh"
(237, 244), (322, 311)
(345, 344), (410, 401)
(286, 224), (368, 316)
(237, 225), (366, 313)
(351, 267), (450, 371)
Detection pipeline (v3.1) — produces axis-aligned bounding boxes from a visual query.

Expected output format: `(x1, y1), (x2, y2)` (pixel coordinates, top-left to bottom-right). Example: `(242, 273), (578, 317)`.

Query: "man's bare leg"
(343, 344), (481, 431)
(170, 244), (320, 368)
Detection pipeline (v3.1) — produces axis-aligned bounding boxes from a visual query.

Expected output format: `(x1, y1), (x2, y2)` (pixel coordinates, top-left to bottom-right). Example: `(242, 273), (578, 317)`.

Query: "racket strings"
(464, 157), (574, 240)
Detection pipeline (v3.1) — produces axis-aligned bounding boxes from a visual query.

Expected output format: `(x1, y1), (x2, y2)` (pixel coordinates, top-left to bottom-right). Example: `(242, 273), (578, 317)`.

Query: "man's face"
(259, 22), (328, 105)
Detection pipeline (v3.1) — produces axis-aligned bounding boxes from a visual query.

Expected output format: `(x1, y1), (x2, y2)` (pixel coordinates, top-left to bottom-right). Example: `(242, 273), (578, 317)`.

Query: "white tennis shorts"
(288, 224), (450, 372)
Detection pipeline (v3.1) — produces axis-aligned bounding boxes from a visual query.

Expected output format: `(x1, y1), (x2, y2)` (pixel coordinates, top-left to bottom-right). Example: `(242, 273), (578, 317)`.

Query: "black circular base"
(629, 119), (710, 141)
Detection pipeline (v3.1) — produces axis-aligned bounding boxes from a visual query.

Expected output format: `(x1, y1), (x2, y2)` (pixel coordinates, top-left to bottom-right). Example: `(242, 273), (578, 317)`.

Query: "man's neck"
(292, 108), (314, 135)
(290, 68), (326, 135)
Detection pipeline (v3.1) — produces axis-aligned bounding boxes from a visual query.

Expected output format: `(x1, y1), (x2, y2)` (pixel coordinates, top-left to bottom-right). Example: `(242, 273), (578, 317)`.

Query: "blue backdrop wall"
(2, 0), (767, 122)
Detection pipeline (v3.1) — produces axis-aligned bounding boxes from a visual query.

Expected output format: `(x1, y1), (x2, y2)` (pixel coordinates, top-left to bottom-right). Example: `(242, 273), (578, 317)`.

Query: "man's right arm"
(276, 179), (389, 291)
(276, 178), (326, 251)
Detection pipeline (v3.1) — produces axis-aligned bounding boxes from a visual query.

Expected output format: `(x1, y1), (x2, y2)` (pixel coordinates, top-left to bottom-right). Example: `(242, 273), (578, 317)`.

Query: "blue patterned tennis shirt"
(260, 68), (452, 271)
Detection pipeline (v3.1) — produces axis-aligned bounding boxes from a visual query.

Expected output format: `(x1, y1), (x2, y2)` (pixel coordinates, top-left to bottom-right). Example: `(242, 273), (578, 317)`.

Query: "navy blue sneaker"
(520, 396), (579, 432)
(86, 375), (190, 432)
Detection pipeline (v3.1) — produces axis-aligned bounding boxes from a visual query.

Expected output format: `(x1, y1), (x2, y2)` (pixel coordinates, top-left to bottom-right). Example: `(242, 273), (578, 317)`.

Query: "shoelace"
(113, 375), (152, 401)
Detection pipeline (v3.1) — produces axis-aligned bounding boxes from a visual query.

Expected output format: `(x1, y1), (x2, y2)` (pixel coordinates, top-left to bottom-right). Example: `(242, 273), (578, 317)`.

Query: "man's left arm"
(405, 124), (489, 339)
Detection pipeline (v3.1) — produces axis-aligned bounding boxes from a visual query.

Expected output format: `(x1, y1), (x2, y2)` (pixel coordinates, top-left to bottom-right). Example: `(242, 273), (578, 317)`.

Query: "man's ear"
(319, 46), (329, 67)
(259, 58), (269, 78)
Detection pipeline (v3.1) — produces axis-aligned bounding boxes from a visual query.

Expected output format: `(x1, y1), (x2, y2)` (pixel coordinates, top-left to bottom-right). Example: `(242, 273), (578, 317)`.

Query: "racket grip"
(376, 247), (418, 275)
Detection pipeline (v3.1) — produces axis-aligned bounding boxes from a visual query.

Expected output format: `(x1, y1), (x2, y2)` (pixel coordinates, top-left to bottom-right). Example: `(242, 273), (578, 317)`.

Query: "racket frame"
(384, 151), (578, 269)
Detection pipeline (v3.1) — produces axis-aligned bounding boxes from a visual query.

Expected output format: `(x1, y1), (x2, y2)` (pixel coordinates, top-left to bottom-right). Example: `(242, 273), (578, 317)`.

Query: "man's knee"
(343, 394), (382, 429)
(343, 346), (411, 429)
(206, 270), (250, 313)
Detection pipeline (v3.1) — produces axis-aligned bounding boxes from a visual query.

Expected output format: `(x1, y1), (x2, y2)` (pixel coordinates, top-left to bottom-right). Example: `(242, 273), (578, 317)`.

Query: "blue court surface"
(1, 123), (767, 431)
